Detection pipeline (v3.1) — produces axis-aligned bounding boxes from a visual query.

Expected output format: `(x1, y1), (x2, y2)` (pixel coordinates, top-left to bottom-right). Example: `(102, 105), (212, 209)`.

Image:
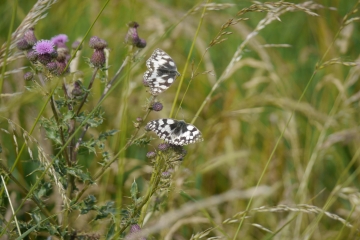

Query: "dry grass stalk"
(0, 0), (59, 67)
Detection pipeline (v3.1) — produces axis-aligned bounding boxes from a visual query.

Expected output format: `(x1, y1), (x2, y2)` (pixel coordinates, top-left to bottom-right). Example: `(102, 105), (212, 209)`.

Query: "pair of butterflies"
(144, 49), (202, 146)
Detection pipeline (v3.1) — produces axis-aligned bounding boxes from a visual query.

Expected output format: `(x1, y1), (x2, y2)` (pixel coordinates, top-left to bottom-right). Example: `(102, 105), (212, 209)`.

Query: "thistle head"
(151, 102), (163, 111)
(24, 28), (37, 46)
(89, 36), (108, 50)
(46, 62), (58, 72)
(125, 21), (140, 46)
(51, 34), (69, 48)
(23, 72), (34, 81)
(33, 40), (55, 55)
(16, 38), (31, 51)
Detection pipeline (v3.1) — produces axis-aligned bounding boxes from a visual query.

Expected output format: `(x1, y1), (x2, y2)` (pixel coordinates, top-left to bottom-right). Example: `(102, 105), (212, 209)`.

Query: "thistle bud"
(158, 143), (170, 151)
(125, 22), (141, 46)
(26, 50), (38, 62)
(90, 49), (106, 67)
(46, 62), (58, 72)
(23, 72), (34, 81)
(72, 40), (82, 50)
(16, 38), (31, 51)
(146, 151), (156, 159)
(24, 28), (37, 46)
(151, 102), (163, 111)
(136, 38), (147, 48)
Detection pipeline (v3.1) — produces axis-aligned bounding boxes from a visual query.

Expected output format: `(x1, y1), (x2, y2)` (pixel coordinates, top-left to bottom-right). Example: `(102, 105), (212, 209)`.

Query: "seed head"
(24, 28), (37, 46)
(158, 143), (170, 151)
(90, 49), (106, 67)
(23, 72), (34, 81)
(51, 34), (69, 48)
(146, 151), (156, 159)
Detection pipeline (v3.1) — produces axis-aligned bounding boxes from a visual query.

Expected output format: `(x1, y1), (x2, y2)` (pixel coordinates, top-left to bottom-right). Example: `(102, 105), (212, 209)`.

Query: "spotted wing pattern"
(145, 119), (203, 146)
(143, 49), (180, 95)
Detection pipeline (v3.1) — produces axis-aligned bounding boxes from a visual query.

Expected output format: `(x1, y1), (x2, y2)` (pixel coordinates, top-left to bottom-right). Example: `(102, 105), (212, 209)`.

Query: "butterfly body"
(144, 49), (180, 95)
(146, 119), (203, 146)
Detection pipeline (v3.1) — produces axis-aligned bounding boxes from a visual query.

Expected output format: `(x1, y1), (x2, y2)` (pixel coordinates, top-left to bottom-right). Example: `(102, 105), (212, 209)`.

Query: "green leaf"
(105, 223), (115, 240)
(77, 195), (97, 215)
(99, 129), (119, 141)
(67, 167), (94, 184)
(94, 201), (115, 220)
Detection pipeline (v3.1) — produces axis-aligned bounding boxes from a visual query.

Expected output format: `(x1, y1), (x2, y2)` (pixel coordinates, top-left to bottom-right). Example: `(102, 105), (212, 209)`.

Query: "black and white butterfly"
(145, 119), (203, 146)
(143, 49), (180, 96)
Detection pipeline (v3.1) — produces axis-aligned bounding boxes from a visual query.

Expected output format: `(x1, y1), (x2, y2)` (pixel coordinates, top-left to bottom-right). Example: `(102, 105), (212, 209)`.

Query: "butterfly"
(143, 48), (180, 95)
(145, 119), (203, 146)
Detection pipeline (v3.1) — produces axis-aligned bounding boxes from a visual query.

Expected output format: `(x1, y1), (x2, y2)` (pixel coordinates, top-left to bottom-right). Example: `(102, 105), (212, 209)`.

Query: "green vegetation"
(0, 0), (360, 239)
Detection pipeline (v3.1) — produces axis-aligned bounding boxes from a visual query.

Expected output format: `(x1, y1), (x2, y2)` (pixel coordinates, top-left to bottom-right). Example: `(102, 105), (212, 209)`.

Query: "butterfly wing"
(146, 48), (178, 72)
(146, 119), (177, 143)
(143, 70), (178, 96)
(169, 120), (203, 145)
(146, 119), (203, 146)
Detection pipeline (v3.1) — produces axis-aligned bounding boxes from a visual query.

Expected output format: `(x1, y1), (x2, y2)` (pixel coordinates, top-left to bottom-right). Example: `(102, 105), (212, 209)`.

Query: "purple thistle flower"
(33, 40), (55, 55)
(51, 34), (69, 48)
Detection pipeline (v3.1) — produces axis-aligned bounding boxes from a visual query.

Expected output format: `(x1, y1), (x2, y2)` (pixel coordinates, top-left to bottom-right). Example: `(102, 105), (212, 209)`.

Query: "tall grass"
(1, 0), (360, 239)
